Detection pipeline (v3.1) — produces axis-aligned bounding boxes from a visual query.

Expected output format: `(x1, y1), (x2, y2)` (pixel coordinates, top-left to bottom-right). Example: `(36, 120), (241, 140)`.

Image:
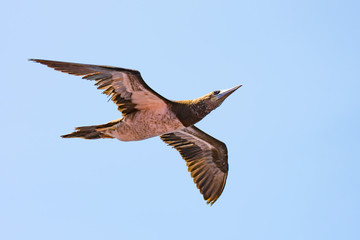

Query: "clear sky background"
(1, 0), (359, 239)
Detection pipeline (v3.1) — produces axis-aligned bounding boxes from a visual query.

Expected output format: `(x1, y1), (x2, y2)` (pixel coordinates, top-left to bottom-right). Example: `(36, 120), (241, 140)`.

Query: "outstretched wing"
(161, 126), (228, 205)
(30, 59), (169, 116)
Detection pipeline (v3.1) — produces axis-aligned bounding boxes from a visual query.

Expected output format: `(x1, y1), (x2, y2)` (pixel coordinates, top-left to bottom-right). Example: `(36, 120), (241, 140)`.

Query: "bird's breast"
(112, 107), (185, 141)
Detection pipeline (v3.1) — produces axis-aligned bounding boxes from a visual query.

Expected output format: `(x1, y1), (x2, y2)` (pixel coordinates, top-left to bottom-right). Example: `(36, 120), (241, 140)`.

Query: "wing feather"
(161, 126), (228, 205)
(30, 59), (169, 115)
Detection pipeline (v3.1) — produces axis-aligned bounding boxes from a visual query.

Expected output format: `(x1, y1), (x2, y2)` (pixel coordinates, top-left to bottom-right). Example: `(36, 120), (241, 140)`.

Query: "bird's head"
(172, 85), (242, 127)
(201, 85), (242, 111)
(183, 85), (242, 125)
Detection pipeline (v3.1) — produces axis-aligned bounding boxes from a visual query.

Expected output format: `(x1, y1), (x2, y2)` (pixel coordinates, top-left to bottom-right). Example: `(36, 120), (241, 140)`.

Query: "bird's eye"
(213, 90), (220, 95)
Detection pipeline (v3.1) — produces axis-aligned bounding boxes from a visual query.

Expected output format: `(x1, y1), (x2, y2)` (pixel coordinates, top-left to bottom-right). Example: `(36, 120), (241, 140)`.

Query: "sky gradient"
(2, 0), (360, 239)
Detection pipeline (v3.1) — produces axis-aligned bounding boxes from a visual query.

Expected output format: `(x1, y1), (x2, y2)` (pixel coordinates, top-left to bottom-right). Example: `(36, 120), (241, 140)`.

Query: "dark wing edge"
(161, 126), (228, 205)
(29, 59), (169, 115)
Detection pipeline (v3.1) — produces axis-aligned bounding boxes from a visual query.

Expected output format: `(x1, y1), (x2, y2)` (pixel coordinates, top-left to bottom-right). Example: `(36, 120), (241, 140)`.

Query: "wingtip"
(29, 58), (42, 63)
(206, 198), (217, 206)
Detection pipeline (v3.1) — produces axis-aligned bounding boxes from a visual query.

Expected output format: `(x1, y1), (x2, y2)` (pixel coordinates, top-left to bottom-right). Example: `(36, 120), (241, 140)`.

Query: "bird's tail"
(61, 119), (121, 139)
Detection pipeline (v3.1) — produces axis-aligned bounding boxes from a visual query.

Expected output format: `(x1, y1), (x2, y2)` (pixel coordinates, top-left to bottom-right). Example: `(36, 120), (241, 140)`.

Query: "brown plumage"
(31, 59), (241, 205)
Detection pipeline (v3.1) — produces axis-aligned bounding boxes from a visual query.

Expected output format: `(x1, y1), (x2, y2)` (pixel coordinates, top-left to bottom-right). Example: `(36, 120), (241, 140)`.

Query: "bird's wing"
(30, 59), (169, 116)
(160, 126), (228, 205)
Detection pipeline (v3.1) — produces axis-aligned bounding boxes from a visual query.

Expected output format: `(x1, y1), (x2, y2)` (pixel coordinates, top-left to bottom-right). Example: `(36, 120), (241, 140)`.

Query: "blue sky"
(1, 0), (359, 239)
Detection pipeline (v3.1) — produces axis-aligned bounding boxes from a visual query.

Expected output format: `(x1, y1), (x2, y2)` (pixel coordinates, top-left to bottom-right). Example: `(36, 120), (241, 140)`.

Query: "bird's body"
(104, 108), (184, 141)
(31, 59), (241, 204)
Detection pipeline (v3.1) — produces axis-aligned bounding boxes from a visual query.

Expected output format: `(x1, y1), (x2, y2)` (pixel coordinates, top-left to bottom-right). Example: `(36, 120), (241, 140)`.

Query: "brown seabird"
(31, 59), (242, 205)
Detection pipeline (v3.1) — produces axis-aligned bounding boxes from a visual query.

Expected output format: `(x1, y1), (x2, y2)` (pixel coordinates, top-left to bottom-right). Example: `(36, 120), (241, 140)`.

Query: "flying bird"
(31, 59), (242, 205)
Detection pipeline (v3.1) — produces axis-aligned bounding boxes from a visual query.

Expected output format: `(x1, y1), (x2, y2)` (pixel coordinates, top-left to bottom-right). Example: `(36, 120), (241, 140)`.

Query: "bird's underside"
(31, 59), (237, 205)
(62, 108), (185, 142)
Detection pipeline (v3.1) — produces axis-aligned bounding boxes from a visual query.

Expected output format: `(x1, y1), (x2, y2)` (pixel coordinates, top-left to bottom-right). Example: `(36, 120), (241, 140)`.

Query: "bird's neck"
(170, 99), (213, 127)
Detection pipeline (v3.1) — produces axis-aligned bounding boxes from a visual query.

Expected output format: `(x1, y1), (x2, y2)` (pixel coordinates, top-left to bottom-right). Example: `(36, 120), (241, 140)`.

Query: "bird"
(30, 59), (242, 205)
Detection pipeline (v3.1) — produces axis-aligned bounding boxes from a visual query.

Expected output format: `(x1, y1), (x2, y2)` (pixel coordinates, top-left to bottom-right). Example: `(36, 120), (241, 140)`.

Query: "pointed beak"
(217, 85), (242, 101)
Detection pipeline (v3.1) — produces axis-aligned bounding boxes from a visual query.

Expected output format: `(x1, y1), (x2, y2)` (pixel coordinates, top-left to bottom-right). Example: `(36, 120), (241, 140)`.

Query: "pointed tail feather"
(61, 119), (121, 140)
